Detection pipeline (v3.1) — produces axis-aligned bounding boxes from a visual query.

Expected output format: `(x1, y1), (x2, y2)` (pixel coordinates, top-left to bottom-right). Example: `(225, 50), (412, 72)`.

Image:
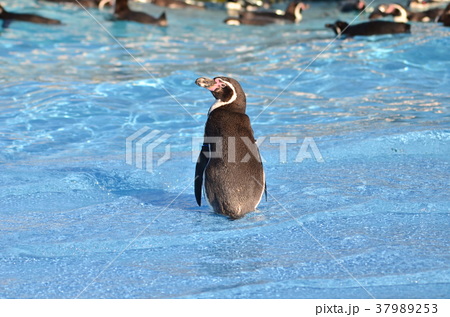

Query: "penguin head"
(294, 2), (310, 21)
(376, 3), (404, 17)
(325, 21), (348, 35)
(388, 5), (404, 16)
(285, 1), (309, 22)
(195, 76), (246, 114)
(357, 1), (366, 11)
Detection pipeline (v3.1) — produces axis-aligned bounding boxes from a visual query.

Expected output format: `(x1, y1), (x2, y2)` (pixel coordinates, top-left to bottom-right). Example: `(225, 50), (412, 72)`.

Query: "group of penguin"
(0, 0), (169, 26)
(1, 0), (450, 35)
(194, 2), (450, 219)
(225, 0), (450, 35)
(326, 1), (450, 36)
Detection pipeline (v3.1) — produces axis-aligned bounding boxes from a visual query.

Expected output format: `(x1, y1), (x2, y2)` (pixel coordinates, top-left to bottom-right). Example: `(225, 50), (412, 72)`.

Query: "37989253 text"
(375, 303), (438, 314)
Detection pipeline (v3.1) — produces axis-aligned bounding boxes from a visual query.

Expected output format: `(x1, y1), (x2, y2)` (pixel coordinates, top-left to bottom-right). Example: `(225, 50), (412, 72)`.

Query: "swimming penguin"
(440, 4), (450, 26)
(150, 0), (205, 10)
(325, 20), (411, 36)
(240, 1), (309, 23)
(339, 0), (366, 13)
(194, 76), (266, 219)
(408, 0), (447, 12)
(369, 3), (444, 22)
(40, 0), (108, 8)
(114, 0), (168, 26)
(0, 5), (62, 25)
(224, 15), (278, 26)
(225, 0), (272, 16)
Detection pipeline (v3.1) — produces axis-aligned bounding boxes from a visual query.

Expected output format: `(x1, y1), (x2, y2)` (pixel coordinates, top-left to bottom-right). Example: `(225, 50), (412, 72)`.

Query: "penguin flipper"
(195, 144), (210, 206)
(257, 149), (267, 202)
(264, 182), (268, 202)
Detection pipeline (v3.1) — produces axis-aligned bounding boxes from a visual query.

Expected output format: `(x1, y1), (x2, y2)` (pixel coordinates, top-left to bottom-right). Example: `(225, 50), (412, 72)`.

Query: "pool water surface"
(0, 0), (449, 298)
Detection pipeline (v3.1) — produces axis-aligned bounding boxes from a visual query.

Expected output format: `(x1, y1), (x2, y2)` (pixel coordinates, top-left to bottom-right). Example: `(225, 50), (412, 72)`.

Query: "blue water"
(1, 0), (449, 299)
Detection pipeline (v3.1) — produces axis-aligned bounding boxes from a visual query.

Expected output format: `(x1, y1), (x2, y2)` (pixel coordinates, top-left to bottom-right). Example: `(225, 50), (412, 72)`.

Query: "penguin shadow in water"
(113, 0), (168, 26)
(0, 4), (62, 27)
(54, 166), (199, 212)
(116, 188), (197, 210)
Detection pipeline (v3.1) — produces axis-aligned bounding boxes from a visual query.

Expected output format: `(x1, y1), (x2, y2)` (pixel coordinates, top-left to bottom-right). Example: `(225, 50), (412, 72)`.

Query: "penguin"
(369, 3), (444, 22)
(194, 76), (266, 219)
(339, 0), (366, 13)
(325, 20), (411, 36)
(39, 0), (108, 8)
(0, 5), (62, 26)
(150, 0), (205, 10)
(408, 0), (447, 12)
(440, 3), (450, 26)
(240, 1), (309, 23)
(224, 16), (278, 26)
(114, 0), (168, 26)
(226, 0), (272, 16)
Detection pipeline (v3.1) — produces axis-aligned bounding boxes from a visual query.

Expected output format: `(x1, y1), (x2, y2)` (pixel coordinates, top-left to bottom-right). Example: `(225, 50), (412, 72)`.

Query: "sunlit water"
(0, 0), (449, 298)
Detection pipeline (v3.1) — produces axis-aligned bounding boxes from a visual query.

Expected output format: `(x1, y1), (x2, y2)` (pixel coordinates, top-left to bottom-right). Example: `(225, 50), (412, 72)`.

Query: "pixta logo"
(191, 136), (324, 163)
(126, 127), (324, 172)
(125, 127), (171, 172)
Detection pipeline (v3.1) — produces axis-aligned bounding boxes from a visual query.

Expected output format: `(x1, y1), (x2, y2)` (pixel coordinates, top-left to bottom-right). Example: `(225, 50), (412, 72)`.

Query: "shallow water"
(0, 0), (449, 298)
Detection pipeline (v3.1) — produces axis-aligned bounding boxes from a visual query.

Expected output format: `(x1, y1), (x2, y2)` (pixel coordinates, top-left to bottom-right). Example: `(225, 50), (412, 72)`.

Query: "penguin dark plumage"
(40, 0), (108, 8)
(0, 5), (62, 25)
(441, 4), (450, 26)
(114, 0), (167, 26)
(326, 20), (411, 37)
(195, 76), (266, 219)
(224, 16), (278, 26)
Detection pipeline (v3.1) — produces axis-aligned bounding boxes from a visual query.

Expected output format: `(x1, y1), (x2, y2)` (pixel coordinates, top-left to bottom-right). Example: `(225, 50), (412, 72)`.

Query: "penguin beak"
(196, 77), (215, 89)
(196, 77), (225, 92)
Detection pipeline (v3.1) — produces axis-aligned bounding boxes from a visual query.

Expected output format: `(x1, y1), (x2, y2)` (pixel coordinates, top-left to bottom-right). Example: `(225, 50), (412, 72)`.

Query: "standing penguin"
(195, 76), (266, 219)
